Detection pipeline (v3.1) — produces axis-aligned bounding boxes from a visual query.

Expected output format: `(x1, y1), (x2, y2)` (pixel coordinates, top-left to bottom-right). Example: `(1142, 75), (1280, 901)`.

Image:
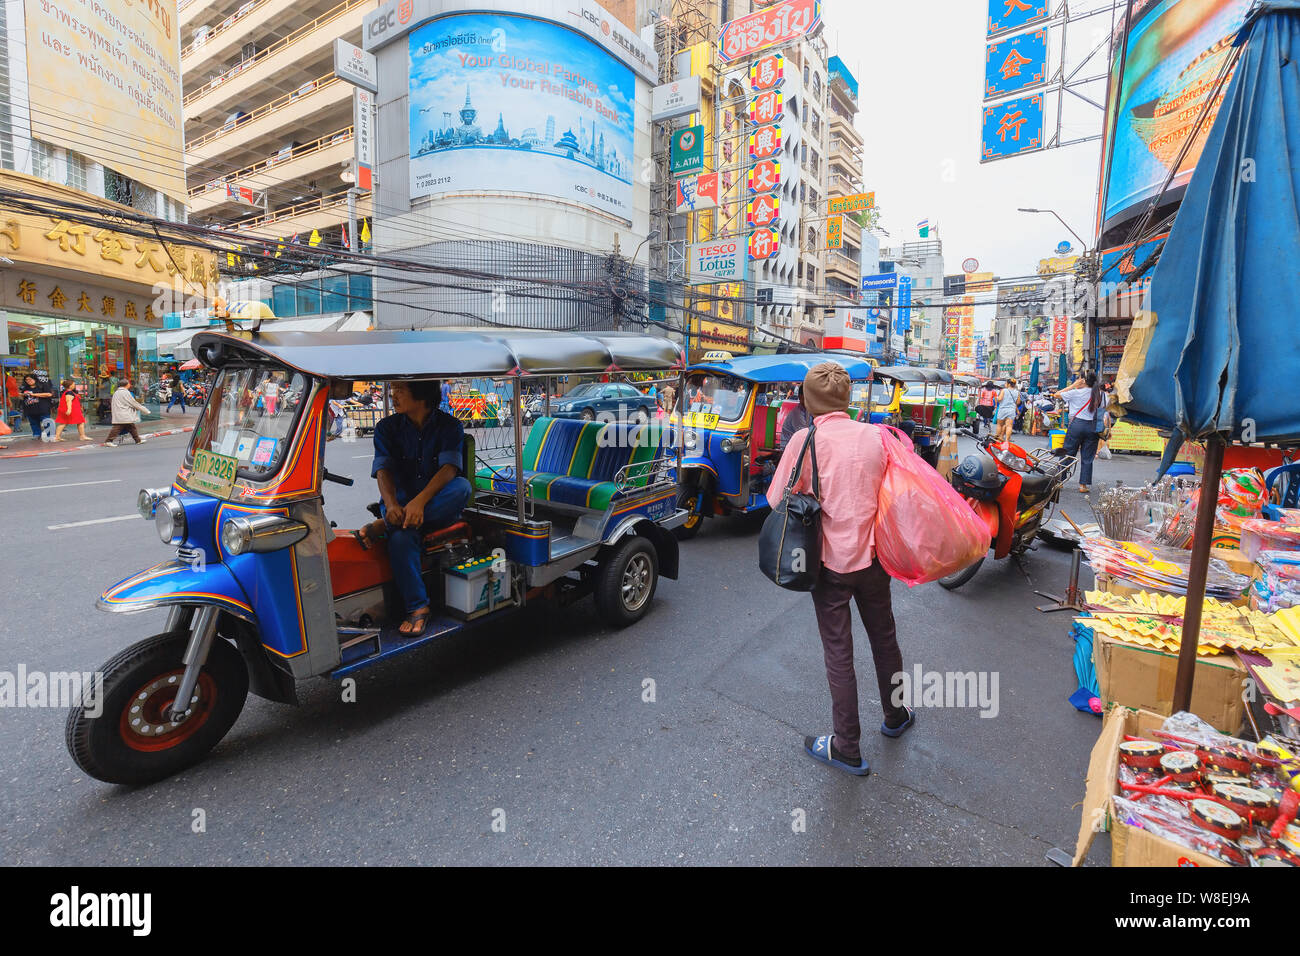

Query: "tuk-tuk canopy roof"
(873, 366), (954, 385)
(190, 329), (685, 379)
(686, 352), (875, 384)
(951, 374), (983, 387)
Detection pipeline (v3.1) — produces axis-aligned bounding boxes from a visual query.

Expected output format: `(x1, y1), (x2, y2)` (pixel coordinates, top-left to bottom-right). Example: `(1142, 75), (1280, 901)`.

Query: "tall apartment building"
(823, 55), (864, 306)
(178, 0), (380, 247)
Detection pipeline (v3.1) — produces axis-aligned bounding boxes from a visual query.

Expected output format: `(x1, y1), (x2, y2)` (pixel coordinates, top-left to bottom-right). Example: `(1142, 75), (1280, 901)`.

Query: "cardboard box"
(1074, 706), (1227, 867)
(1092, 633), (1247, 734)
(1211, 546), (1255, 577)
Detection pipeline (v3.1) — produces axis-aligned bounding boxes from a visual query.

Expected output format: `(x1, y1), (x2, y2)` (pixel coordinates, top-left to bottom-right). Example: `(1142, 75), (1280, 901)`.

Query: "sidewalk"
(0, 408), (198, 459)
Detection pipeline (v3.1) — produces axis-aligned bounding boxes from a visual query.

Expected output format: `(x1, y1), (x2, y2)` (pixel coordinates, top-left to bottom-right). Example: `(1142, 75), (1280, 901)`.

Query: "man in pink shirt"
(767, 362), (915, 776)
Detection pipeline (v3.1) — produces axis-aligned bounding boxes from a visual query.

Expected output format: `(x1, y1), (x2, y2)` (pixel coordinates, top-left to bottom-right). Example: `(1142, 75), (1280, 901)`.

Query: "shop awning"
(156, 327), (205, 360)
(337, 312), (373, 333)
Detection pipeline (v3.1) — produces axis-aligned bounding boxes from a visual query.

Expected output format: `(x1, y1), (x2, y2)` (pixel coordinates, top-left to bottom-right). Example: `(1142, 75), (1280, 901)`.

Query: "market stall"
(1072, 0), (1300, 866)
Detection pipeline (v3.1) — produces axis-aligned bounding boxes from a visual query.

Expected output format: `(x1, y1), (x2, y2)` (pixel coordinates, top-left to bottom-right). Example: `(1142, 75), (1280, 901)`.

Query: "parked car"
(550, 382), (653, 422)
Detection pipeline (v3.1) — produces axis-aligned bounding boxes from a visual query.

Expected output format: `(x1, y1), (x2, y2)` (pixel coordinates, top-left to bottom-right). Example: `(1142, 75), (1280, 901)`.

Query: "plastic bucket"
(1050, 429), (1066, 450)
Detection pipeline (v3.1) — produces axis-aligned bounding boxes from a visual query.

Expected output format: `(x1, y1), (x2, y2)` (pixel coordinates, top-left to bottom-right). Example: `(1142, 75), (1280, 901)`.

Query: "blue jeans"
(167, 393), (186, 412)
(27, 413), (49, 438)
(1062, 415), (1100, 486)
(383, 476), (473, 613)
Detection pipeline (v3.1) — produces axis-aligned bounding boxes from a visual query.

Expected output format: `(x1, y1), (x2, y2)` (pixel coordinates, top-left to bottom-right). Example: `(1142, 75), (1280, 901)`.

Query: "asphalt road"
(0, 429), (1163, 865)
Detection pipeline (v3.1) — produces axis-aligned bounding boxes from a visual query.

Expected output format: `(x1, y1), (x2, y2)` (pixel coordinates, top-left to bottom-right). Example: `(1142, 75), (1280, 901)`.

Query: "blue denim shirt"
(371, 409), (465, 505)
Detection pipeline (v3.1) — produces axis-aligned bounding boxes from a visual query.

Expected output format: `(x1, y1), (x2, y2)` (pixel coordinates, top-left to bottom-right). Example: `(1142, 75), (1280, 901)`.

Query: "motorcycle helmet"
(952, 452), (1006, 501)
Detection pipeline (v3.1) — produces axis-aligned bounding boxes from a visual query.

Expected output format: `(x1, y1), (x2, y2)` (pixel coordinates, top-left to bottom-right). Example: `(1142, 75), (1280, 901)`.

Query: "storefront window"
(272, 284), (296, 318)
(321, 274), (350, 313)
(295, 279), (322, 316)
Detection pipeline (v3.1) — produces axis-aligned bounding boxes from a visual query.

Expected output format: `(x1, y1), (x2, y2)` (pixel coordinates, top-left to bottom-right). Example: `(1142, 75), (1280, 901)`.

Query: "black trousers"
(810, 562), (906, 761)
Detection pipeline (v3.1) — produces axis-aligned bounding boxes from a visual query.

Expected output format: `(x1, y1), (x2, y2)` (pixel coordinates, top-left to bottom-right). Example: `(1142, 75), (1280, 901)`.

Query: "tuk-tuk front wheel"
(673, 488), (704, 540)
(595, 536), (659, 628)
(66, 631), (248, 785)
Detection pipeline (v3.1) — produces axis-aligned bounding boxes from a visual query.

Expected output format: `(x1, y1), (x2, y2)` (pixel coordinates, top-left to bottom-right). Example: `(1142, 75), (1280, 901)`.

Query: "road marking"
(0, 479), (120, 494)
(0, 466), (70, 476)
(48, 514), (139, 530)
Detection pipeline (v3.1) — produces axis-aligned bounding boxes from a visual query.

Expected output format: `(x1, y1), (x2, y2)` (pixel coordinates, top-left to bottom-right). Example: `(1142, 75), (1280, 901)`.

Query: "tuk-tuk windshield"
(856, 382), (895, 406)
(189, 367), (310, 481)
(683, 373), (751, 423)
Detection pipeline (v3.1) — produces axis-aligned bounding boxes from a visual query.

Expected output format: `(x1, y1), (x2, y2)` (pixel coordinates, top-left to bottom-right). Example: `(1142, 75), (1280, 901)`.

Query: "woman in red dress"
(53, 379), (92, 441)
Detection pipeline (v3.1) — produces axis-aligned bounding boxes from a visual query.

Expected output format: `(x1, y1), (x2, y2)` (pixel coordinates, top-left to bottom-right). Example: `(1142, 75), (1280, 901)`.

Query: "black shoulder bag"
(758, 423), (823, 591)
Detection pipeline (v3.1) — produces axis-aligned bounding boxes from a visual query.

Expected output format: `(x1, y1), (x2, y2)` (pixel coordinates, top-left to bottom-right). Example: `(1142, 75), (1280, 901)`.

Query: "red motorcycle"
(938, 437), (1077, 590)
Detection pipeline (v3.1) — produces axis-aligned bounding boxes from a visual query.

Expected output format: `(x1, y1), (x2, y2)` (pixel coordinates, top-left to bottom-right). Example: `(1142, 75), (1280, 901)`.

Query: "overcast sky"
(825, 0), (1116, 302)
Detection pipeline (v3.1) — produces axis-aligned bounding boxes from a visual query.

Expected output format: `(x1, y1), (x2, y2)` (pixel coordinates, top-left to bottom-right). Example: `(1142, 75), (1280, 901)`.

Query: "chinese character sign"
(981, 94), (1044, 161)
(748, 228), (779, 261)
(984, 29), (1047, 99)
(750, 53), (785, 91)
(720, 0), (821, 63)
(747, 194), (780, 228)
(987, 0), (1049, 37)
(749, 124), (783, 160)
(749, 90), (784, 125)
(1051, 317), (1069, 353)
(747, 159), (781, 194)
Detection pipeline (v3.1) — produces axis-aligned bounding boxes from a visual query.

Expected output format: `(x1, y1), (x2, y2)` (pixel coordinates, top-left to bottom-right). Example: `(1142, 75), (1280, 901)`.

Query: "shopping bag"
(757, 424), (822, 591)
(0, 416), (10, 437)
(873, 425), (990, 587)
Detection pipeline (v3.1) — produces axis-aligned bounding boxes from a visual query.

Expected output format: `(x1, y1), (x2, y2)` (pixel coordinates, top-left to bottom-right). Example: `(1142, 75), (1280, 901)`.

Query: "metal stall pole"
(1173, 435), (1227, 713)
(512, 376), (525, 525)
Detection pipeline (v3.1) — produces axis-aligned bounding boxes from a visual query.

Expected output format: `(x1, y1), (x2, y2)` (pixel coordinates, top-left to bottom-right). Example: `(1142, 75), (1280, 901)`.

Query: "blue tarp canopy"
(687, 353), (876, 383)
(1119, 1), (1300, 454)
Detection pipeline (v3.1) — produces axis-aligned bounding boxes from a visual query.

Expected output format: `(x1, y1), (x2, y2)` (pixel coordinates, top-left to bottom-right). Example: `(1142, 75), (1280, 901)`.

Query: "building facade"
(1, 0), (215, 403)
(363, 0), (656, 330)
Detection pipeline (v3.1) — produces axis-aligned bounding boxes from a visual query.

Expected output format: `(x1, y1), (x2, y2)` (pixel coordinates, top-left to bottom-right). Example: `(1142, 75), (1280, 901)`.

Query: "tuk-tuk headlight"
(137, 487), (169, 520)
(221, 517), (252, 556)
(720, 436), (748, 455)
(221, 514), (308, 556)
(155, 496), (187, 545)
(684, 428), (698, 451)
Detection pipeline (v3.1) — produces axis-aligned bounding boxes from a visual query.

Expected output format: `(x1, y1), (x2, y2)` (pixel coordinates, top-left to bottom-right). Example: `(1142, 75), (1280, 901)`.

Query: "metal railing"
(188, 74), (341, 151)
(189, 126), (352, 198)
(181, 0), (268, 59)
(183, 0), (370, 108)
(232, 188), (354, 229)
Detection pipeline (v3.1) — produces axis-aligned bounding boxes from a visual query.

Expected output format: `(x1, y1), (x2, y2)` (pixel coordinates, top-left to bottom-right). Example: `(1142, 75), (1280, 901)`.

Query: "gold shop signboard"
(0, 273), (160, 328)
(0, 173), (218, 324)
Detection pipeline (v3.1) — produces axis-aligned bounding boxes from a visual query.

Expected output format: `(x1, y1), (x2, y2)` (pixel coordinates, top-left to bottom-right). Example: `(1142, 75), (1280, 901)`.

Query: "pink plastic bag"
(873, 425), (990, 586)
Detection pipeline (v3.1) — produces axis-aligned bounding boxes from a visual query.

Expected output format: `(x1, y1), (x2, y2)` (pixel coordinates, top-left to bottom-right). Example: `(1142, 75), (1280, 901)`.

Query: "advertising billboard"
(689, 239), (747, 285)
(1097, 0), (1251, 240)
(25, 0), (185, 202)
(407, 13), (635, 220)
(719, 0), (822, 64)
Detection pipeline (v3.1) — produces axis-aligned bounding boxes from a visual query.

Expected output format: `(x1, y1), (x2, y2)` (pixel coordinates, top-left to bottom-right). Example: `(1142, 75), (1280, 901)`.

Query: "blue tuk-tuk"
(66, 329), (687, 785)
(671, 353), (875, 538)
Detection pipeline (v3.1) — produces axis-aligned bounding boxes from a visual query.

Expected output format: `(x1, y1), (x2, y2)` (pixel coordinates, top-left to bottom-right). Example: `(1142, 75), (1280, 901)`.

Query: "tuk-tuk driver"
(364, 380), (472, 636)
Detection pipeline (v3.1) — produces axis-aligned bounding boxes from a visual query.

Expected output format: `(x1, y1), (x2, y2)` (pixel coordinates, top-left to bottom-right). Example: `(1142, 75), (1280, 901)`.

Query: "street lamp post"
(1018, 207), (1095, 378)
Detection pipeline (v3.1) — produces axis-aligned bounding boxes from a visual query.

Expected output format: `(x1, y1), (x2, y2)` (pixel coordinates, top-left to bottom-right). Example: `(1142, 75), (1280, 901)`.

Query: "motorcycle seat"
(1017, 470), (1056, 507)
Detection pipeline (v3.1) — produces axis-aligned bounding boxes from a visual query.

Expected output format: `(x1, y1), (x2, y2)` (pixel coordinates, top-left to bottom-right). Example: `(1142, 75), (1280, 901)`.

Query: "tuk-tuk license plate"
(190, 449), (239, 498)
(685, 412), (719, 429)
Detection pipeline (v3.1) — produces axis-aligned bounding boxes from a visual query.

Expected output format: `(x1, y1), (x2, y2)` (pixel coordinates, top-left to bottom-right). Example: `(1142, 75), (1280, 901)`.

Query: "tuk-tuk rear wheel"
(66, 630), (248, 786)
(594, 536), (659, 628)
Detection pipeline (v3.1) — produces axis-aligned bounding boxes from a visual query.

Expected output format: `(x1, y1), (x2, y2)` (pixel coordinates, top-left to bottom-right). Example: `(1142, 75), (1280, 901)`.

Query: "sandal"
(398, 606), (431, 636)
(803, 733), (870, 776)
(353, 519), (388, 551)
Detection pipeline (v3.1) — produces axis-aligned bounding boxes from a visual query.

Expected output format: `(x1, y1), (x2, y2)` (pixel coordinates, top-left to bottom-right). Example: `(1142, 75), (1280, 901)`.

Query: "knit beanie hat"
(803, 362), (851, 417)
